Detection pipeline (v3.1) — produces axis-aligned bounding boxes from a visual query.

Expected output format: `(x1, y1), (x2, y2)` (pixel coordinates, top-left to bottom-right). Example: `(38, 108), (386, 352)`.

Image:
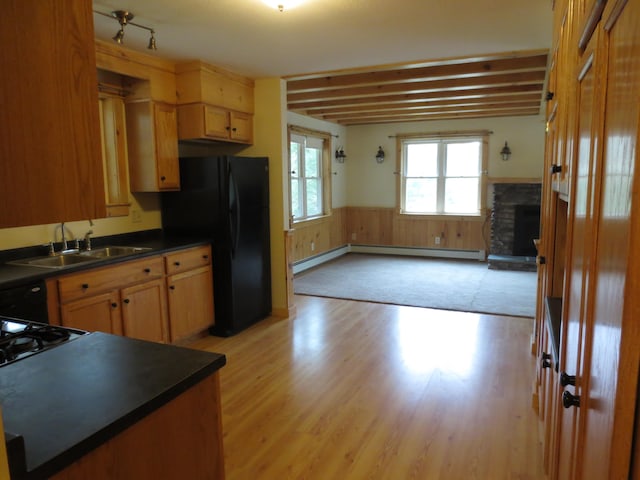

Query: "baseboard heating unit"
(293, 245), (486, 275)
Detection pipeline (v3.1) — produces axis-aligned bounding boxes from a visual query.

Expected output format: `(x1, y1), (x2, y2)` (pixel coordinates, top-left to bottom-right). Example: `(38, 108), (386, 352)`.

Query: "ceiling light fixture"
(94, 10), (158, 50)
(261, 0), (307, 11)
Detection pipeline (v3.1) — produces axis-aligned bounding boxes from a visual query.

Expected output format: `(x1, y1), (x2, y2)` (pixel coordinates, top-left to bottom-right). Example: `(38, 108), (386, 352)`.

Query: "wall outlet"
(311, 241), (315, 251)
(434, 236), (441, 245)
(131, 209), (142, 224)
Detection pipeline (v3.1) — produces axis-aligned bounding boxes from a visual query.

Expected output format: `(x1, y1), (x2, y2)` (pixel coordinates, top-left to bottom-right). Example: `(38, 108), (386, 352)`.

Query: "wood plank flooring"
(190, 295), (545, 479)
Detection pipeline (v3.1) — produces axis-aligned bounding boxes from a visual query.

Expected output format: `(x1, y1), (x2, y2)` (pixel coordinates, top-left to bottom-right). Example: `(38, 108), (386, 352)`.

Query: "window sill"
(292, 213), (332, 227)
(396, 212), (486, 221)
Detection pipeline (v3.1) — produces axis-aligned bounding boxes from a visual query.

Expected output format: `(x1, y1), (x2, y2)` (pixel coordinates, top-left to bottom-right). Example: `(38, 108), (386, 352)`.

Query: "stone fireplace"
(488, 183), (542, 271)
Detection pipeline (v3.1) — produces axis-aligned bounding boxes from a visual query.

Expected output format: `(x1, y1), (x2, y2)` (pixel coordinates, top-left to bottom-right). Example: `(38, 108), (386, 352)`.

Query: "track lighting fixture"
(94, 10), (158, 50)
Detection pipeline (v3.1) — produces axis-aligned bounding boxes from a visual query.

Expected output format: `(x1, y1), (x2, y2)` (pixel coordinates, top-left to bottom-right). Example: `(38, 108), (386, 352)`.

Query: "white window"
(400, 136), (485, 215)
(290, 133), (325, 222)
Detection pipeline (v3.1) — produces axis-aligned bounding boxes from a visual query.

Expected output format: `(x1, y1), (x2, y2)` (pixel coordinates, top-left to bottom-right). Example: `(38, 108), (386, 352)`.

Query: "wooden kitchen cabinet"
(165, 245), (215, 343)
(0, 0), (106, 228)
(126, 100), (180, 192)
(60, 291), (122, 336)
(98, 95), (130, 217)
(121, 278), (169, 343)
(55, 256), (168, 343)
(177, 104), (253, 144)
(535, 0), (640, 478)
(175, 60), (254, 145)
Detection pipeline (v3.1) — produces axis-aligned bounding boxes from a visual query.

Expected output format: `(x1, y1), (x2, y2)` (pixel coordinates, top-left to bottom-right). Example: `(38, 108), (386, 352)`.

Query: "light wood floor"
(190, 295), (545, 480)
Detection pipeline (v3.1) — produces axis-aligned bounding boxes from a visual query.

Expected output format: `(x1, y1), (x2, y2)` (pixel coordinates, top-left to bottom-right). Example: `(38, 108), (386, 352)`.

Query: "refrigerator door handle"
(228, 167), (241, 259)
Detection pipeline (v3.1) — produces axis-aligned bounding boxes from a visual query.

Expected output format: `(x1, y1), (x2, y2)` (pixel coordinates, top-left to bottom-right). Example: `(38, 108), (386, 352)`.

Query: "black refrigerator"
(161, 156), (271, 336)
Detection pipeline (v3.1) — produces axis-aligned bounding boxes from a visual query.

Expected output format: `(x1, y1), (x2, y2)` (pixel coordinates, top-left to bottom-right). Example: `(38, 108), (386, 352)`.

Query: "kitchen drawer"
(57, 256), (164, 303)
(164, 245), (212, 275)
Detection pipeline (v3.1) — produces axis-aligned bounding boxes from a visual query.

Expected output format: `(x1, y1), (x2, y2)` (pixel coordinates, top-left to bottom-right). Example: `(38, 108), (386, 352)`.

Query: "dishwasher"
(0, 280), (49, 323)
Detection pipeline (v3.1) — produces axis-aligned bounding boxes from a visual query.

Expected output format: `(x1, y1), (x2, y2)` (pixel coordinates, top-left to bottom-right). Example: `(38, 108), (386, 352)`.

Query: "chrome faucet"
(60, 222), (68, 251)
(84, 230), (93, 251)
(58, 223), (79, 254)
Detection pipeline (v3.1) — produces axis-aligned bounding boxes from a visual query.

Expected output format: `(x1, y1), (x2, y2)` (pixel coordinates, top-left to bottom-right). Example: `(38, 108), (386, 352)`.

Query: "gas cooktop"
(0, 317), (87, 367)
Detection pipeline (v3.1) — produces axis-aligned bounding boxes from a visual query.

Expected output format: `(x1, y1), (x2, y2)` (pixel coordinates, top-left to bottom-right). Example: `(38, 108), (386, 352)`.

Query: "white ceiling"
(92, 0), (553, 79)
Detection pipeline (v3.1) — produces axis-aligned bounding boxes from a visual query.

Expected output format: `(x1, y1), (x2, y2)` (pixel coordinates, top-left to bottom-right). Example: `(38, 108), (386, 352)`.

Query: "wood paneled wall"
(292, 207), (347, 262)
(292, 206), (488, 263)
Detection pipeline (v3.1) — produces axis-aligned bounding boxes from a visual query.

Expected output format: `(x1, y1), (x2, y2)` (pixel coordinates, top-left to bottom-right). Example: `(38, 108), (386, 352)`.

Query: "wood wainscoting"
(292, 207), (348, 262)
(292, 207), (489, 263)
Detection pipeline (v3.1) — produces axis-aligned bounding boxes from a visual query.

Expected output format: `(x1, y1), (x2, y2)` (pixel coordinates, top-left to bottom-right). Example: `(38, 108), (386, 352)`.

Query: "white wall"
(344, 115), (546, 207)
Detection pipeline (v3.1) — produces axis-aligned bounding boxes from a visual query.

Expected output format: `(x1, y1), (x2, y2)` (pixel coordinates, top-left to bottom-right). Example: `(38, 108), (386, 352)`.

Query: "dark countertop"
(0, 231), (211, 289)
(0, 332), (226, 479)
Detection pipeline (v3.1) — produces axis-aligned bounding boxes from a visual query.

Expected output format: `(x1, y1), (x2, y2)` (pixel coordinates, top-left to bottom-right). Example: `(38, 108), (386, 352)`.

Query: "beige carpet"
(294, 253), (537, 317)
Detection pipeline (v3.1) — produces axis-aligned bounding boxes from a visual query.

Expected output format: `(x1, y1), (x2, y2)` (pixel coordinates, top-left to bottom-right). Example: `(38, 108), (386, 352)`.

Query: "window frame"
(287, 126), (332, 226)
(396, 131), (489, 218)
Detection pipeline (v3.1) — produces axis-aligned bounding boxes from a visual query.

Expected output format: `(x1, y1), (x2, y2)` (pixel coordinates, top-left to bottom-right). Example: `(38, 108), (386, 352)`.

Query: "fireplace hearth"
(488, 183), (541, 271)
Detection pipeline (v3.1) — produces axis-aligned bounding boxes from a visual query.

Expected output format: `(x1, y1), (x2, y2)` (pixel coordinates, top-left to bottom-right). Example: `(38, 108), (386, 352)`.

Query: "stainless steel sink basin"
(7, 246), (153, 269)
(8, 254), (97, 269)
(78, 246), (152, 258)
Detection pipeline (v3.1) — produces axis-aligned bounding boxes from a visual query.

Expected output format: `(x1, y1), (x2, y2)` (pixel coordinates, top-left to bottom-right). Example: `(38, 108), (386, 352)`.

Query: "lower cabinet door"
(167, 266), (214, 343)
(61, 291), (122, 335)
(121, 279), (169, 343)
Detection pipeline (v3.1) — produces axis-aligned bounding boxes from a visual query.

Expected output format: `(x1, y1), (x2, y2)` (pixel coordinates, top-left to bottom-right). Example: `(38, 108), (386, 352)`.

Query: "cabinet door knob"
(562, 390), (581, 409)
(174, 261), (181, 266)
(123, 298), (130, 304)
(560, 372), (577, 387)
(144, 268), (151, 273)
(111, 302), (118, 308)
(541, 352), (552, 369)
(546, 91), (555, 101)
(551, 164), (562, 174)
(82, 283), (89, 289)
(169, 285), (175, 290)
(537, 256), (546, 265)
(160, 176), (166, 181)
(203, 255), (209, 260)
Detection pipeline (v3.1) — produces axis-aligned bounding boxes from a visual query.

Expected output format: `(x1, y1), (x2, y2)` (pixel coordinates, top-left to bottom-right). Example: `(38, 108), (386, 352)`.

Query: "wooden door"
(153, 103), (180, 190)
(61, 291), (122, 335)
(204, 105), (231, 140)
(99, 95), (130, 217)
(167, 266), (214, 343)
(0, 0), (105, 227)
(121, 279), (169, 343)
(555, 29), (603, 480)
(229, 111), (253, 144)
(577, 2), (640, 478)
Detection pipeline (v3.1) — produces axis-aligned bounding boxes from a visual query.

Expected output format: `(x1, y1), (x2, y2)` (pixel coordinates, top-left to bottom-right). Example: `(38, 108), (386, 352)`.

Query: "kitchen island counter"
(0, 332), (226, 479)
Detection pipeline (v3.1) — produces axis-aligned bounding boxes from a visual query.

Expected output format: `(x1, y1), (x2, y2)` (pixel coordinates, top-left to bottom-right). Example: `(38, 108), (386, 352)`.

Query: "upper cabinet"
(95, 41), (180, 193)
(175, 61), (255, 144)
(126, 100), (180, 192)
(0, 0), (106, 228)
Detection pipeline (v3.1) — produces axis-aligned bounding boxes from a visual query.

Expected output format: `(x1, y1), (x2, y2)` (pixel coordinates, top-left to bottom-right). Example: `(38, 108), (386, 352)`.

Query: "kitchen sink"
(7, 246), (153, 269)
(8, 254), (97, 269)
(78, 246), (152, 258)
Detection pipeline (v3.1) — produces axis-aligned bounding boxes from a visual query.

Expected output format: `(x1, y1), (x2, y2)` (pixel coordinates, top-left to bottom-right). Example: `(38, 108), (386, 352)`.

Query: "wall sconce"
(376, 146), (385, 163)
(500, 141), (512, 161)
(94, 10), (158, 50)
(335, 147), (347, 163)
